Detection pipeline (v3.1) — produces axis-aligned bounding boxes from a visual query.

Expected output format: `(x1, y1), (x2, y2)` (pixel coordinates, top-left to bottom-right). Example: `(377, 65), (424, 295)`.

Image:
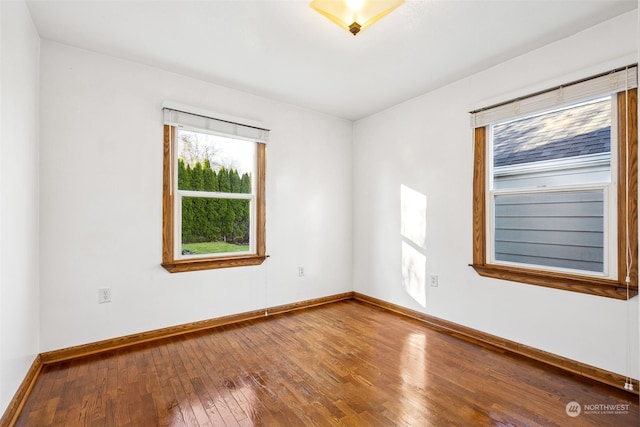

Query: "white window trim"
(173, 132), (259, 261)
(485, 96), (619, 280)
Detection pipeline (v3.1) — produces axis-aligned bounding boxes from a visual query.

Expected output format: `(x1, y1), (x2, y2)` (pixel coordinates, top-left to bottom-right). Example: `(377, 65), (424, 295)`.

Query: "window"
(162, 104), (268, 272)
(471, 67), (638, 299)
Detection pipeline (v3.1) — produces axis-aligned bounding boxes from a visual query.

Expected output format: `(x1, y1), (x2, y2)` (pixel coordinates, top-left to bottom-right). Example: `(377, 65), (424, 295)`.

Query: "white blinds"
(163, 101), (270, 143)
(472, 65), (637, 128)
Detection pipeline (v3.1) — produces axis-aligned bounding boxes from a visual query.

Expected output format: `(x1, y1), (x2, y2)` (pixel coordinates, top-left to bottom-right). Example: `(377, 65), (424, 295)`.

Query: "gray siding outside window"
(494, 189), (604, 272)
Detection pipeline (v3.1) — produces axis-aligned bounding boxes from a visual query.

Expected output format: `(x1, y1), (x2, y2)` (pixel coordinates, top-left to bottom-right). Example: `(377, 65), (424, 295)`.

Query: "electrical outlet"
(430, 275), (439, 287)
(98, 288), (112, 304)
(298, 266), (305, 277)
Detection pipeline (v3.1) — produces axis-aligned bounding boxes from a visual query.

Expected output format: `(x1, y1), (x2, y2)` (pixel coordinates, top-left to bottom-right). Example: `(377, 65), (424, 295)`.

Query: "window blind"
(163, 101), (270, 143)
(472, 65), (637, 127)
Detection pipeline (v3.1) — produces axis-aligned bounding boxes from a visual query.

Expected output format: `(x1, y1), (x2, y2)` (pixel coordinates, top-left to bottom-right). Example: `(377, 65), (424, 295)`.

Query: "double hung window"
(471, 66), (638, 299)
(162, 104), (268, 272)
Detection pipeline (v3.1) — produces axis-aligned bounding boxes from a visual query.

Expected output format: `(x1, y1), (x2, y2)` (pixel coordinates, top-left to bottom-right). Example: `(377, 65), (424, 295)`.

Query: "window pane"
(492, 97), (611, 190)
(181, 196), (251, 256)
(494, 189), (604, 273)
(177, 129), (254, 194)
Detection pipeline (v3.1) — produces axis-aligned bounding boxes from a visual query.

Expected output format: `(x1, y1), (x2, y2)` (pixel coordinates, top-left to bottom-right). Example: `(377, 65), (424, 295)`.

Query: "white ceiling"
(25, 0), (637, 121)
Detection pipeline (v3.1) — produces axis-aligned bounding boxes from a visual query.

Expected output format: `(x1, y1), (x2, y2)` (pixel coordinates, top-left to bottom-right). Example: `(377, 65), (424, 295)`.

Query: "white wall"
(353, 10), (639, 379)
(38, 42), (353, 352)
(0, 0), (40, 414)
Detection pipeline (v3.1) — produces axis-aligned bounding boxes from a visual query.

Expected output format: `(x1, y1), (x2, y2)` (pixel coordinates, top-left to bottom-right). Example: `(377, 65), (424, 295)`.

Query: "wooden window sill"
(470, 264), (637, 300)
(163, 255), (267, 273)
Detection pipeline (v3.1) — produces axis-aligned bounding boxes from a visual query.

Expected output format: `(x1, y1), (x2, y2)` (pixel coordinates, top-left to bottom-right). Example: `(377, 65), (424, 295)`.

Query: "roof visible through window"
(492, 97), (611, 167)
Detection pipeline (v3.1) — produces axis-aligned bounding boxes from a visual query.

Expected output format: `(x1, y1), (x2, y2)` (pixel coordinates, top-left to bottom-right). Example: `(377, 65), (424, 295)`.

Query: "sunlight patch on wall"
(401, 185), (427, 307)
(402, 242), (426, 307)
(401, 185), (427, 248)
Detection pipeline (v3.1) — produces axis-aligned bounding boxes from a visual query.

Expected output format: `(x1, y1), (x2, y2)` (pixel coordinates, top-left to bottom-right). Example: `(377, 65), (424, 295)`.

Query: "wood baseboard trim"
(0, 355), (43, 427)
(353, 292), (639, 395)
(40, 292), (354, 365)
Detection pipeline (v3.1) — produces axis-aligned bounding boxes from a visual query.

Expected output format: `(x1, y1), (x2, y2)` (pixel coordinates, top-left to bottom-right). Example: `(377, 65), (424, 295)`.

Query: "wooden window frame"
(162, 125), (267, 273)
(471, 89), (638, 300)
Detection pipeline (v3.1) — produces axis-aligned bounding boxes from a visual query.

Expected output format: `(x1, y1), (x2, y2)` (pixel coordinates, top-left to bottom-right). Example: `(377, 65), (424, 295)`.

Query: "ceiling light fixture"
(310, 0), (405, 36)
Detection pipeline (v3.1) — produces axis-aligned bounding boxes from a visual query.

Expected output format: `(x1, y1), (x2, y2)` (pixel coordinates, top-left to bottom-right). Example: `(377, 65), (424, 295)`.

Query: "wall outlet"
(98, 288), (112, 304)
(298, 266), (305, 277)
(430, 275), (439, 287)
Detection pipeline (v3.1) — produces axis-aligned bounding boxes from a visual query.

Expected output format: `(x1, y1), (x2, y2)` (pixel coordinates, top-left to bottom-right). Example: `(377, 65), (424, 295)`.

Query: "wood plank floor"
(14, 300), (639, 426)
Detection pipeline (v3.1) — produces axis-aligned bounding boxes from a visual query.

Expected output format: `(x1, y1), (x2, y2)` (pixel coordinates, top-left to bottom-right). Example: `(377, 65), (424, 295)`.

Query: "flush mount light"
(310, 0), (405, 36)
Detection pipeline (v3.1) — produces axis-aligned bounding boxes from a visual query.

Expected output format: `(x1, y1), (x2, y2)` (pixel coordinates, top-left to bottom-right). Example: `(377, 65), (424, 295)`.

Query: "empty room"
(1, 0), (639, 426)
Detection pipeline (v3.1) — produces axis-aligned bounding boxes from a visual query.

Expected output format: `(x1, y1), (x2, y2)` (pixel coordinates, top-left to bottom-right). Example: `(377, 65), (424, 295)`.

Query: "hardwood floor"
(14, 300), (639, 426)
